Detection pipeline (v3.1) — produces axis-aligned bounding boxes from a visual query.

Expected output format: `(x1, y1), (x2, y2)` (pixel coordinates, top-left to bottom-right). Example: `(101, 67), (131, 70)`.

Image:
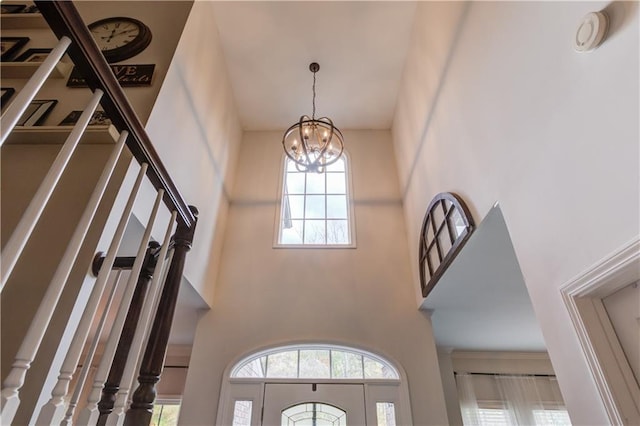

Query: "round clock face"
(88, 17), (152, 63)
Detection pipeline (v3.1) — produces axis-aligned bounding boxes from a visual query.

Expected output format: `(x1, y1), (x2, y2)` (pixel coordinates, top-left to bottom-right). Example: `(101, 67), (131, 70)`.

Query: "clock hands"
(100, 28), (137, 42)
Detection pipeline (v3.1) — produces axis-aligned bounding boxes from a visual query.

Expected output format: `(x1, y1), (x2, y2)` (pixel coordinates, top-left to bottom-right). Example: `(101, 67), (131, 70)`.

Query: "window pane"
(327, 195), (347, 219)
(326, 158), (345, 172)
(331, 351), (363, 378)
(234, 358), (265, 378)
(326, 172), (346, 194)
(284, 195), (305, 219)
(286, 158), (300, 171)
(304, 220), (326, 244)
(533, 409), (571, 425)
(299, 350), (331, 378)
(266, 351), (298, 378)
(282, 403), (346, 426)
(326, 220), (348, 244)
(285, 172), (306, 194)
(364, 358), (397, 379)
(305, 195), (325, 219)
(306, 172), (325, 194)
(376, 402), (396, 426)
(232, 400), (252, 426)
(151, 403), (180, 426)
(476, 408), (510, 425)
(280, 220), (303, 244)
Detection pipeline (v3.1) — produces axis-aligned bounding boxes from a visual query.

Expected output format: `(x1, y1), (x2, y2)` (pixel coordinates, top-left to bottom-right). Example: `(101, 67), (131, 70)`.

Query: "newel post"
(124, 206), (198, 426)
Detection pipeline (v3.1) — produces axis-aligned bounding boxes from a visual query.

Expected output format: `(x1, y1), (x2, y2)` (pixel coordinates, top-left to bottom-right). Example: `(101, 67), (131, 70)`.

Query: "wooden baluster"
(61, 271), (124, 426)
(77, 190), (164, 425)
(103, 212), (177, 426)
(95, 242), (159, 426)
(36, 164), (148, 425)
(124, 206), (198, 426)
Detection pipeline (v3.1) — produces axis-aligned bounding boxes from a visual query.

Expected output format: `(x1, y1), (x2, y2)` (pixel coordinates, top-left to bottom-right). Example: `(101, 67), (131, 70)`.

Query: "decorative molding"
(560, 237), (640, 426)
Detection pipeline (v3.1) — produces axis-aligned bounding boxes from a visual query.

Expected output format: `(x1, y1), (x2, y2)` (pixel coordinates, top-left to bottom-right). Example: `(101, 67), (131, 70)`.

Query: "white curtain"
(496, 375), (544, 425)
(456, 373), (481, 425)
(455, 373), (569, 426)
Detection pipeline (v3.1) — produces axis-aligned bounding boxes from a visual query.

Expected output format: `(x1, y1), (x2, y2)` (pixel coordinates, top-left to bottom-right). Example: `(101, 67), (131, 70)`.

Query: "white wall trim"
(560, 237), (640, 425)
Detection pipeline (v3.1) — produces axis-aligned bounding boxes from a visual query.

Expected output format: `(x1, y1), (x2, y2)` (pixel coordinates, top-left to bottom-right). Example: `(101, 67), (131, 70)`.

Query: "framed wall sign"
(1, 87), (16, 110)
(15, 48), (51, 62)
(1, 4), (27, 14)
(59, 110), (111, 126)
(17, 99), (57, 126)
(67, 64), (155, 87)
(1, 37), (29, 61)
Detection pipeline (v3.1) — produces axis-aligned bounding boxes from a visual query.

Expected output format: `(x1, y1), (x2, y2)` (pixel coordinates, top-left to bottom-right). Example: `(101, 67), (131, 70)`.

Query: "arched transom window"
(277, 156), (353, 246)
(231, 345), (399, 380)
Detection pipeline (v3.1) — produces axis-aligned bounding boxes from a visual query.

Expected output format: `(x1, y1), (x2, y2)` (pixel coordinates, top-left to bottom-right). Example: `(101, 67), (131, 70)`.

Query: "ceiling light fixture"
(282, 62), (344, 173)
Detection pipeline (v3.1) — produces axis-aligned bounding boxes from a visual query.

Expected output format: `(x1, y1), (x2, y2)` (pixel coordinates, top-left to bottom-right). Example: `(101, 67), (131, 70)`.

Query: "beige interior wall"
(179, 130), (449, 425)
(140, 0), (243, 306)
(392, 2), (639, 424)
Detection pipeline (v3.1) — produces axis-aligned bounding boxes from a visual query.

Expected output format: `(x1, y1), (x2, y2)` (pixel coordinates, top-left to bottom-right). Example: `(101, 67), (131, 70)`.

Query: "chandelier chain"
(312, 70), (316, 120)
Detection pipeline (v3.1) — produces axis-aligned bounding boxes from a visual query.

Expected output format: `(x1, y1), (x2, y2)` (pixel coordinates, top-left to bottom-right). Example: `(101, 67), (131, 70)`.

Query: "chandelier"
(282, 62), (344, 173)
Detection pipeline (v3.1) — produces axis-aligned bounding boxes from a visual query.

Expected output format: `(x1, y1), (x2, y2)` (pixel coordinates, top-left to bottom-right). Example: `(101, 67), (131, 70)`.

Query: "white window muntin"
(274, 154), (356, 248)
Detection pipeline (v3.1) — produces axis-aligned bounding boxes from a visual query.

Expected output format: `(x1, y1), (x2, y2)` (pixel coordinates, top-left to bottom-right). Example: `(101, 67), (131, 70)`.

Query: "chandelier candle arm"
(282, 62), (344, 173)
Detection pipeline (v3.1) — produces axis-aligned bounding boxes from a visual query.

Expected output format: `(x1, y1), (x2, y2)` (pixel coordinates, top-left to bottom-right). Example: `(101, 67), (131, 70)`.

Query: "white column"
(36, 163), (148, 426)
(77, 190), (164, 426)
(105, 211), (177, 426)
(0, 132), (125, 425)
(0, 36), (71, 145)
(0, 89), (104, 292)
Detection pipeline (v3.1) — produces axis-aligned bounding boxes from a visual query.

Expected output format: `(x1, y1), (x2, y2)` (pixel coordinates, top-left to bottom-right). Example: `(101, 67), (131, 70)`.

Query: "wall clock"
(88, 17), (152, 63)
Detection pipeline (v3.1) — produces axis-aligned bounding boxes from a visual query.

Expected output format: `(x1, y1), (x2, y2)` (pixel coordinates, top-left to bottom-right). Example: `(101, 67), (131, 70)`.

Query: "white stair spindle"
(61, 270), (124, 426)
(36, 163), (148, 426)
(0, 36), (72, 146)
(1, 89), (105, 292)
(0, 132), (126, 424)
(105, 211), (177, 426)
(78, 189), (164, 425)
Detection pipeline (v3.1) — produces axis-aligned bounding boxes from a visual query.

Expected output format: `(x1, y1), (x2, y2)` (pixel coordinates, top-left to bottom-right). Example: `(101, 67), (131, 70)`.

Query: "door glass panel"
(232, 400), (252, 426)
(281, 402), (346, 425)
(376, 402), (396, 426)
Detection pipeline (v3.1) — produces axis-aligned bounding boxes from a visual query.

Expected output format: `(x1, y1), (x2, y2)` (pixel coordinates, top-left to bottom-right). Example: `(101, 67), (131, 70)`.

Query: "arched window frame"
(217, 343), (412, 426)
(419, 192), (475, 298)
(230, 344), (400, 380)
(274, 153), (356, 248)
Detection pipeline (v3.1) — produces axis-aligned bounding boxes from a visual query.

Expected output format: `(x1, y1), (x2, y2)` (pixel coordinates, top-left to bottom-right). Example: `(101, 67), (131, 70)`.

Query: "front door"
(262, 383), (366, 425)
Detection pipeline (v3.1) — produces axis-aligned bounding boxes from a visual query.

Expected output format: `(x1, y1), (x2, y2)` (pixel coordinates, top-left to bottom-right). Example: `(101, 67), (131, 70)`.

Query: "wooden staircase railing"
(0, 1), (198, 424)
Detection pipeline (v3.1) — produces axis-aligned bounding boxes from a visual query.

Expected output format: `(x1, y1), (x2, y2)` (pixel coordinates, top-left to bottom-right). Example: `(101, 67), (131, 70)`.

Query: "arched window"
(231, 344), (399, 380)
(219, 344), (411, 425)
(277, 156), (353, 246)
(419, 192), (474, 297)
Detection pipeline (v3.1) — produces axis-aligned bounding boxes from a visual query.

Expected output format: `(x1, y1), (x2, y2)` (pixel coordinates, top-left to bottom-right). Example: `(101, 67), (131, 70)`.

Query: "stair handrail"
(34, 0), (196, 230)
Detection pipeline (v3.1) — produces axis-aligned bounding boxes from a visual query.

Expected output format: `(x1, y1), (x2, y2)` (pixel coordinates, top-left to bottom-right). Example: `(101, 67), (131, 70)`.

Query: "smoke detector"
(573, 12), (609, 52)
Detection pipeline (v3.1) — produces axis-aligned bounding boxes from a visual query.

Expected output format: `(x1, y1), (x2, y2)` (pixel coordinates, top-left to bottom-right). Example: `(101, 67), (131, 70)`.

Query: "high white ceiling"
(212, 1), (417, 130)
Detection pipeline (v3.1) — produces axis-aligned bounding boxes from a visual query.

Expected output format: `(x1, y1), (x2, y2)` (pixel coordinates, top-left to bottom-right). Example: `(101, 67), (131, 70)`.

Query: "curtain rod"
(454, 372), (556, 378)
